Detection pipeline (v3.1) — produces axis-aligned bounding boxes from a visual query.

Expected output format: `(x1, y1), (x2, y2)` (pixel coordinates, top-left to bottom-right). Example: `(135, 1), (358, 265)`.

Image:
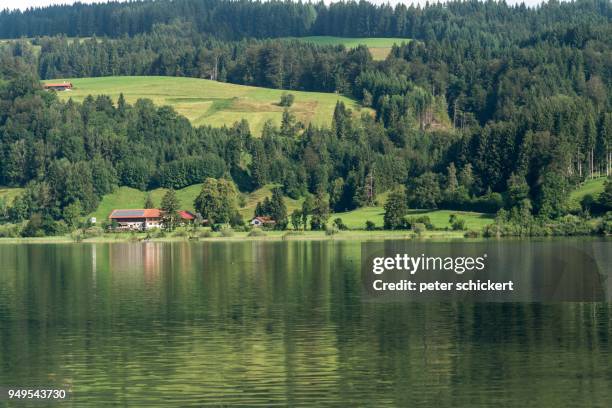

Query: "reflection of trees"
(0, 242), (611, 404)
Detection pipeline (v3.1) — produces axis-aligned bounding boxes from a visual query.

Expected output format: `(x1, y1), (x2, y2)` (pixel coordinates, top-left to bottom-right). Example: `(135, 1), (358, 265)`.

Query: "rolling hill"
(43, 76), (368, 135)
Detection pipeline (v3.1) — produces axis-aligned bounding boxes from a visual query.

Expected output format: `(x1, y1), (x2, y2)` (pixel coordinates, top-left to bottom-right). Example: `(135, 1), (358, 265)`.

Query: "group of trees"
(0, 0), (611, 236)
(1, 0), (607, 42)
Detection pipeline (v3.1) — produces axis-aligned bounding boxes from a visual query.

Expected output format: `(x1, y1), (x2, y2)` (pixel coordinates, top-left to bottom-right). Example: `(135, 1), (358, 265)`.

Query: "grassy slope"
(288, 36), (410, 60)
(89, 183), (303, 222)
(0, 187), (23, 205)
(569, 178), (606, 209)
(331, 207), (494, 231)
(44, 76), (367, 135)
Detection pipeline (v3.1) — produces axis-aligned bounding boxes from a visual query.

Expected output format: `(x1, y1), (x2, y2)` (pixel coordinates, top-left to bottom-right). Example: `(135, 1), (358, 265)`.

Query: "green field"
(288, 36), (409, 60)
(569, 177), (606, 208)
(89, 183), (303, 222)
(331, 206), (494, 231)
(43, 76), (367, 135)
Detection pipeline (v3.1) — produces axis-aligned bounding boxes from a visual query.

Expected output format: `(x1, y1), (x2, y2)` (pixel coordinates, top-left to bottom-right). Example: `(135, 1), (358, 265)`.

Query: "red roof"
(109, 209), (161, 219)
(43, 82), (73, 88)
(179, 210), (195, 220)
(252, 216), (275, 223)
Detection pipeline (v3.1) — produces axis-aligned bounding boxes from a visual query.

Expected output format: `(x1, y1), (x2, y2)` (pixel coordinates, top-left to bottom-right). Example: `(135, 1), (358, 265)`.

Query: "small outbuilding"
(250, 216), (275, 227)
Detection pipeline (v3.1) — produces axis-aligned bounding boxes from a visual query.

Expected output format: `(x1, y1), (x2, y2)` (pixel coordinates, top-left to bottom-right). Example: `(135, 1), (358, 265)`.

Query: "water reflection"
(0, 240), (610, 406)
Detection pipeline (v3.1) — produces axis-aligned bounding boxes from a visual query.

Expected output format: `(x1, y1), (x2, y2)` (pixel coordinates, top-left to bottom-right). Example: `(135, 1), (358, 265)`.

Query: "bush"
(220, 227), (234, 237)
(449, 214), (466, 230)
(365, 220), (376, 231)
(464, 230), (480, 238)
(412, 223), (426, 235)
(279, 92), (295, 107)
(0, 223), (21, 238)
(325, 225), (339, 236)
(248, 229), (266, 237)
(333, 218), (348, 230)
(599, 212), (612, 235)
(173, 230), (188, 237)
(199, 230), (213, 238)
(405, 216), (434, 230)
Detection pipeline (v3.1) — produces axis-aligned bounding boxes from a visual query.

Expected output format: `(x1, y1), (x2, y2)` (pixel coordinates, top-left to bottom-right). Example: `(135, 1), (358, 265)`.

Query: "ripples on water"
(0, 241), (610, 406)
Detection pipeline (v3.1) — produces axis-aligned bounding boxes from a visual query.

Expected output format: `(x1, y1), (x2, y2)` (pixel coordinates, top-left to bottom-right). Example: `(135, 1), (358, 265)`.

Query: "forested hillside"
(0, 0), (611, 237)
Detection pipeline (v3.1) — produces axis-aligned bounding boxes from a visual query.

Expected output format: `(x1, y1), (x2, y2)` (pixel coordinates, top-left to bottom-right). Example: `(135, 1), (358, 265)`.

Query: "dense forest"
(0, 0), (611, 236)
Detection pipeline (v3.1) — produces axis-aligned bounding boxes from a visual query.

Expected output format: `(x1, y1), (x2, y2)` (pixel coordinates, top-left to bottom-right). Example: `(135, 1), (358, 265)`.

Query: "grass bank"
(0, 229), (469, 244)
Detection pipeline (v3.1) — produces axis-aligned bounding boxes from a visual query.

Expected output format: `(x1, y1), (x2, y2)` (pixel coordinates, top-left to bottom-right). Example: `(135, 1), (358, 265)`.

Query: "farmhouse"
(109, 209), (196, 230)
(43, 82), (73, 91)
(251, 216), (275, 227)
(109, 209), (162, 230)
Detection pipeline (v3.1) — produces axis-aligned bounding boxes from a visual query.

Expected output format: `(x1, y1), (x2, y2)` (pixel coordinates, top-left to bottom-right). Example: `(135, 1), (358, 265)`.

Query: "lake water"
(0, 240), (611, 406)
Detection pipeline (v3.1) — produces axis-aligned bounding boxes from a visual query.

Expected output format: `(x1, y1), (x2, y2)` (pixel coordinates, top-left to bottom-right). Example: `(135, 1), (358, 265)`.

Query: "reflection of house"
(43, 82), (73, 91)
(109, 209), (197, 230)
(251, 216), (275, 227)
(109, 209), (162, 230)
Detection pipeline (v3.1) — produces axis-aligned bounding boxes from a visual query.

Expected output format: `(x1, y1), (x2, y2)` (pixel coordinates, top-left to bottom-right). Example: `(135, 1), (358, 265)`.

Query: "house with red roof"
(109, 209), (197, 230)
(43, 82), (73, 91)
(250, 216), (275, 227)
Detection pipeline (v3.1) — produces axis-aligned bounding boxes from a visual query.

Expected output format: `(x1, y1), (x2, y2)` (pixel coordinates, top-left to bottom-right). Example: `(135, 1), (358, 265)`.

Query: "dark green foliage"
(599, 178), (612, 210)
(333, 218), (347, 231)
(194, 178), (239, 225)
(384, 187), (407, 230)
(408, 172), (441, 210)
(279, 93), (295, 107)
(160, 189), (180, 231)
(309, 193), (330, 231)
(254, 187), (288, 230)
(0, 0), (611, 236)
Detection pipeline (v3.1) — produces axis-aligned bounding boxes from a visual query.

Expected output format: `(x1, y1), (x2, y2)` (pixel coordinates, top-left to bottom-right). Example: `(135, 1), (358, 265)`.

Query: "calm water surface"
(0, 240), (611, 406)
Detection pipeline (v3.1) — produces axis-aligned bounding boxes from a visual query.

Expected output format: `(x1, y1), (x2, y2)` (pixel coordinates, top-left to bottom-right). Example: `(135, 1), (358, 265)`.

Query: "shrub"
(405, 216), (433, 230)
(248, 229), (266, 237)
(220, 227), (234, 237)
(325, 225), (339, 236)
(365, 220), (376, 231)
(173, 230), (188, 237)
(279, 92), (295, 107)
(412, 223), (426, 235)
(199, 230), (213, 238)
(449, 214), (466, 230)
(0, 223), (21, 238)
(333, 218), (348, 230)
(464, 230), (480, 238)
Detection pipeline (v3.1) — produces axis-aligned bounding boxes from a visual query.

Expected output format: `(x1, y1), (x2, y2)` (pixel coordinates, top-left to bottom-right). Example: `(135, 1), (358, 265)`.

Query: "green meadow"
(568, 177), (606, 210)
(288, 36), (409, 60)
(43, 76), (367, 135)
(331, 206), (494, 231)
(88, 183), (492, 230)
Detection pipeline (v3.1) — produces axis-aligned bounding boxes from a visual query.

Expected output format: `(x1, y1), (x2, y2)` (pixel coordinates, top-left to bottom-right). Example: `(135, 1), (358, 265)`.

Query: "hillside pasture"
(43, 76), (367, 135)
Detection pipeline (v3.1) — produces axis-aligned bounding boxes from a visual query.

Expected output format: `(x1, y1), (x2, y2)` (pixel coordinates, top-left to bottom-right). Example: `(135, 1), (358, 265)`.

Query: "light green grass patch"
(43, 76), (368, 135)
(287, 36), (410, 60)
(332, 207), (494, 231)
(569, 177), (606, 210)
(0, 187), (24, 205)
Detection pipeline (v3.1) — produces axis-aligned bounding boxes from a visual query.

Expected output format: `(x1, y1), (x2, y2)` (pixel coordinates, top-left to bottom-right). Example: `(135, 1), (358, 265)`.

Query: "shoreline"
(0, 230), (608, 244)
(0, 230), (468, 243)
